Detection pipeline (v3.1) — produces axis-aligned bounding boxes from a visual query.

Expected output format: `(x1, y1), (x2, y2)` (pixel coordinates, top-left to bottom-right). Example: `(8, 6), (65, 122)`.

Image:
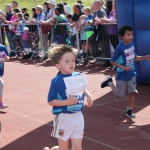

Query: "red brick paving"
(0, 58), (150, 150)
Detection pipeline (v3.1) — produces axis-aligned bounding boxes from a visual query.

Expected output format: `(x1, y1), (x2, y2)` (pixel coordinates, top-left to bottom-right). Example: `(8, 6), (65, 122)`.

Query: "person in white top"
(40, 0), (57, 44)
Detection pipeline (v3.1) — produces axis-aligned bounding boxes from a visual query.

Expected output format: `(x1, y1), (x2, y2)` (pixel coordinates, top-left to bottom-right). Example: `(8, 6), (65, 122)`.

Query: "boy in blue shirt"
(0, 44), (10, 109)
(101, 26), (150, 118)
(47, 45), (93, 150)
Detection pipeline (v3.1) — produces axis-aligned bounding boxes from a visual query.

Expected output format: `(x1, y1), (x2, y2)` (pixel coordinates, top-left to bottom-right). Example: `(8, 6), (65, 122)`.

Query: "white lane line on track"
(120, 136), (136, 140)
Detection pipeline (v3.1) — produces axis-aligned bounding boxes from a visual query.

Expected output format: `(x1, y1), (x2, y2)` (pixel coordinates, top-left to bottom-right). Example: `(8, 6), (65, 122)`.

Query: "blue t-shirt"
(0, 45), (9, 76)
(48, 72), (84, 114)
(111, 42), (137, 81)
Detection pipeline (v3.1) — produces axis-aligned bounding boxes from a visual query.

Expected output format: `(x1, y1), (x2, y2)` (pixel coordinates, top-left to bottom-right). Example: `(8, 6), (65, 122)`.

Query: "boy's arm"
(110, 61), (130, 71)
(48, 96), (78, 106)
(135, 55), (150, 61)
(84, 90), (93, 107)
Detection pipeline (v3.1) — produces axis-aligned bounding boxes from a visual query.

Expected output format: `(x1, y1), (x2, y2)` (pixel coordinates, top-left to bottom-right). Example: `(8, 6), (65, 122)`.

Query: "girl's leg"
(58, 138), (69, 150)
(71, 138), (82, 150)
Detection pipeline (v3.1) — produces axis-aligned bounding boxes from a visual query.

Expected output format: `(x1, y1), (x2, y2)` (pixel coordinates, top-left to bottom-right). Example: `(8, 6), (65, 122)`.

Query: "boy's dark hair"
(13, 8), (20, 13)
(118, 25), (133, 37)
(48, 44), (78, 65)
(16, 13), (22, 19)
(66, 14), (72, 19)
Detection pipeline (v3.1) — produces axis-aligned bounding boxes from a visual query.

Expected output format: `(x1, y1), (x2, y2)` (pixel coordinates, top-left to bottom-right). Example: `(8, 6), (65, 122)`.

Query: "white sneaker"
(0, 102), (8, 109)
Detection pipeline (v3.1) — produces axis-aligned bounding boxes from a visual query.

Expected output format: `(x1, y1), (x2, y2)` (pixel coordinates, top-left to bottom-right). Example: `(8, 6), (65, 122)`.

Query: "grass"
(0, 0), (93, 16)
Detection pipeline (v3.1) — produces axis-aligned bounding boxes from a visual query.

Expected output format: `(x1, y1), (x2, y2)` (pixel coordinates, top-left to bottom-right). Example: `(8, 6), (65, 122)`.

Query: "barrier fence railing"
(0, 22), (119, 63)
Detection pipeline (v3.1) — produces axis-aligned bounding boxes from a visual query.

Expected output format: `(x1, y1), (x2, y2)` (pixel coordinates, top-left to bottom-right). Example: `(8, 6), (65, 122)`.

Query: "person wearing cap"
(22, 8), (29, 18)
(22, 27), (31, 52)
(40, 0), (57, 44)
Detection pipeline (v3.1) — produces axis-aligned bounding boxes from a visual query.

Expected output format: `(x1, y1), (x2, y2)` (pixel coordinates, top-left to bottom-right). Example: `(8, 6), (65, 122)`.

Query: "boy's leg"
(126, 92), (136, 118)
(126, 77), (137, 118)
(0, 78), (7, 109)
(58, 138), (69, 150)
(71, 138), (82, 150)
(128, 92), (135, 108)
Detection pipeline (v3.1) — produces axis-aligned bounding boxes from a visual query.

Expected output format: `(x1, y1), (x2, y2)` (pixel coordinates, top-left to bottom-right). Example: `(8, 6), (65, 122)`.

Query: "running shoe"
(126, 109), (136, 118)
(101, 76), (113, 88)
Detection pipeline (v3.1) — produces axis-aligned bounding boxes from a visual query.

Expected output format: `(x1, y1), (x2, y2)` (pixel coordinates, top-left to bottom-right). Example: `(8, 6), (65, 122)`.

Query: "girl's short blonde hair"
(48, 44), (78, 65)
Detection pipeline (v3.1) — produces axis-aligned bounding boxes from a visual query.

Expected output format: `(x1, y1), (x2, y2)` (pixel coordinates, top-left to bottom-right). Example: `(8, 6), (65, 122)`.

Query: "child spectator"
(101, 26), (150, 118)
(47, 45), (93, 150)
(78, 15), (87, 56)
(0, 44), (10, 109)
(22, 27), (31, 52)
(83, 7), (94, 57)
(78, 7), (94, 58)
(66, 14), (72, 22)
(11, 13), (24, 52)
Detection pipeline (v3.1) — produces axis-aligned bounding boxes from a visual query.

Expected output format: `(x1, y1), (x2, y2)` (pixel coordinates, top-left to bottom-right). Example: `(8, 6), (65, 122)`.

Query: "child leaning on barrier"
(101, 25), (150, 119)
(78, 7), (94, 58)
(11, 13), (25, 58)
(46, 45), (93, 150)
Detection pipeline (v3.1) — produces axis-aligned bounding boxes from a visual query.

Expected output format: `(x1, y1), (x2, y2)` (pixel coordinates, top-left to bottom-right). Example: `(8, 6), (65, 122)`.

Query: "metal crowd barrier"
(0, 22), (119, 63)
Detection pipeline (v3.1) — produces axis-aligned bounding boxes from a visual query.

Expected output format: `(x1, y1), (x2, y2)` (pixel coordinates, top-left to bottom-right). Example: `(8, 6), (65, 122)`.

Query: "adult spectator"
(70, 3), (84, 48)
(88, 0), (108, 57)
(40, 0), (56, 44)
(101, 1), (118, 49)
(30, 5), (48, 54)
(5, 4), (15, 50)
(11, 1), (21, 12)
(106, 0), (113, 17)
(57, 3), (65, 14)
(25, 8), (39, 51)
(0, 10), (6, 45)
(52, 7), (69, 44)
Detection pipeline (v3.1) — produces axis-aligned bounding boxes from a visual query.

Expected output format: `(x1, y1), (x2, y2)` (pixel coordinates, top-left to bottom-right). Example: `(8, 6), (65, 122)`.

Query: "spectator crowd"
(0, 0), (118, 60)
